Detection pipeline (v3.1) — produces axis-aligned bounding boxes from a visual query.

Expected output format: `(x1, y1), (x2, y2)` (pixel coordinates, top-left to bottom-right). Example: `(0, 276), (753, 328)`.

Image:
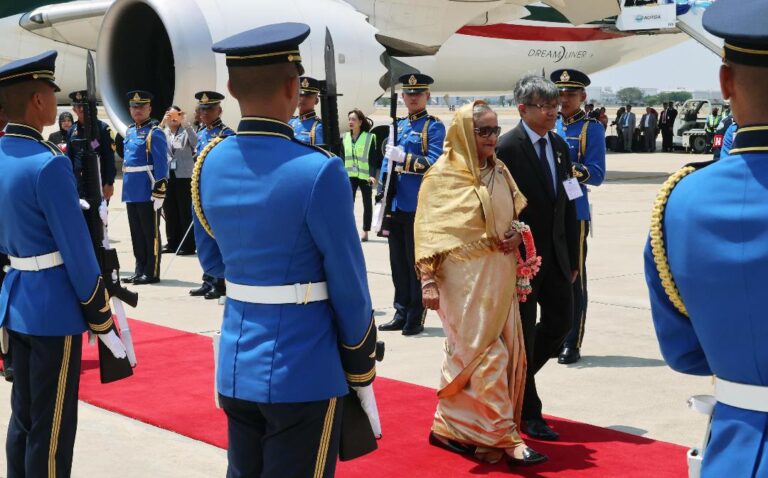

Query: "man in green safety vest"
(705, 107), (722, 149)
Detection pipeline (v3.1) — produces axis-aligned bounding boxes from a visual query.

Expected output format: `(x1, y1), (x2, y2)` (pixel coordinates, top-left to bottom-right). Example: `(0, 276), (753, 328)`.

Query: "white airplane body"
(0, 0), (691, 134)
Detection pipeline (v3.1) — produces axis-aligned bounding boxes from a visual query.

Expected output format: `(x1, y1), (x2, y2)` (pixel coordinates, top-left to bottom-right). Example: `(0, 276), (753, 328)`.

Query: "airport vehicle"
(674, 99), (725, 152)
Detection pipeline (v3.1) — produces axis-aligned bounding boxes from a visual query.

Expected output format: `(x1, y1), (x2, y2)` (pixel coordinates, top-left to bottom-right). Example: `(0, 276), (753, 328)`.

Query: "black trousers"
(388, 210), (425, 327)
(350, 177), (372, 232)
(7, 332), (82, 478)
(520, 246), (573, 420)
(127, 201), (161, 278)
(164, 172), (195, 253)
(565, 221), (589, 349)
(220, 395), (342, 478)
(661, 127), (673, 152)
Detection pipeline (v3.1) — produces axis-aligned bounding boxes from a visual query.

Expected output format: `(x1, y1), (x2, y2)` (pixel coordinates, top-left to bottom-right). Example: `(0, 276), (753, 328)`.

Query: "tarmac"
(0, 109), (714, 477)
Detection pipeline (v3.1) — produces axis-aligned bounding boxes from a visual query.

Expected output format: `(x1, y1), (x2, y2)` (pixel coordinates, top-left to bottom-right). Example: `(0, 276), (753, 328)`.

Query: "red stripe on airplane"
(457, 24), (629, 42)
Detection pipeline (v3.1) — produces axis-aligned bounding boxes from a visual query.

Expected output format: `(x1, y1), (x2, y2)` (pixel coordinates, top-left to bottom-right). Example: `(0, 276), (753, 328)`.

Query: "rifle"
(82, 51), (137, 381)
(373, 69), (399, 237)
(320, 28), (342, 156)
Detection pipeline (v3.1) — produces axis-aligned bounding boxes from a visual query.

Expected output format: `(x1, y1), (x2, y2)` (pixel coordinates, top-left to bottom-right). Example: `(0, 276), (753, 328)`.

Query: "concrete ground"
(0, 110), (714, 476)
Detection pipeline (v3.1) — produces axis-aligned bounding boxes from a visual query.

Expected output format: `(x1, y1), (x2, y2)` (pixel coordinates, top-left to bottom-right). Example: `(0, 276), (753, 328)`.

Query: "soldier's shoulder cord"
(191, 136), (225, 238)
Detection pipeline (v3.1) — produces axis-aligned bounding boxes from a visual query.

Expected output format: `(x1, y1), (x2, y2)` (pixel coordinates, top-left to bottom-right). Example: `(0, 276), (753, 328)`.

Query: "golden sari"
(414, 101), (527, 461)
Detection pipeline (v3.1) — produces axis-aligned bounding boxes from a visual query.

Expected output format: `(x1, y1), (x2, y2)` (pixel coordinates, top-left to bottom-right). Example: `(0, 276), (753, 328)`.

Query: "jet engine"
(96, 0), (387, 134)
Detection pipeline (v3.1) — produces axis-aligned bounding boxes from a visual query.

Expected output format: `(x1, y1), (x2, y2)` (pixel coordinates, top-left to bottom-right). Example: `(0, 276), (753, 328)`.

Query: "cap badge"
(560, 71), (571, 83)
(201, 93), (209, 103)
(301, 78), (309, 88)
(408, 75), (418, 86)
(132, 93), (141, 102)
(75, 92), (83, 101)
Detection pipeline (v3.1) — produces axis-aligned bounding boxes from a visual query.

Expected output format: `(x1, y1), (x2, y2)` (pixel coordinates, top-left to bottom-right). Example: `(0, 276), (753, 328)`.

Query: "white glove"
(352, 384), (382, 438)
(98, 330), (128, 359)
(79, 199), (91, 210)
(152, 197), (165, 211)
(385, 145), (406, 164)
(99, 200), (109, 225)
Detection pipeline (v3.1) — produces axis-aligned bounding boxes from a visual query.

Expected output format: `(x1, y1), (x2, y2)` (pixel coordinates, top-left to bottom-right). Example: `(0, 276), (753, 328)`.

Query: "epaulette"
(40, 140), (62, 155)
(427, 115), (442, 123)
(291, 138), (334, 158)
(191, 136), (225, 238)
(649, 160), (715, 317)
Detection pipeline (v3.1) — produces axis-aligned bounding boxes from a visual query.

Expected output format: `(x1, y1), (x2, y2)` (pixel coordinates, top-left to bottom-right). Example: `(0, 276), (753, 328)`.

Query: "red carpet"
(80, 320), (688, 477)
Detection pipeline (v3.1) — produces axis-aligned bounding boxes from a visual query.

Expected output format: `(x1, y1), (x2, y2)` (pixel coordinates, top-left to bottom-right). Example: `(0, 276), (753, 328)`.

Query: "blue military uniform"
(65, 90), (116, 197)
(0, 51), (114, 478)
(645, 2), (768, 475)
(121, 90), (168, 284)
(197, 24), (377, 478)
(191, 90), (234, 300)
(378, 73), (446, 335)
(551, 68), (606, 362)
(289, 76), (324, 146)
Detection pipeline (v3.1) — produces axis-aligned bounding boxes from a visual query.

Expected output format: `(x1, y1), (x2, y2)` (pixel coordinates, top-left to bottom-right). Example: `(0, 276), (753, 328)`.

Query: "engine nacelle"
(97, 0), (386, 135)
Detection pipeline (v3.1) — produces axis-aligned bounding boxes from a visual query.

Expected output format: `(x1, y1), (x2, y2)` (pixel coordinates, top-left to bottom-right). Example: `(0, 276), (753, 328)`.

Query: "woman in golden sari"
(415, 101), (547, 467)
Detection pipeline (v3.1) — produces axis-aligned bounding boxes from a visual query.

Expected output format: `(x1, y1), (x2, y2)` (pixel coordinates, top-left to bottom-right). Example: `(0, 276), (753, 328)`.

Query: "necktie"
(537, 137), (555, 197)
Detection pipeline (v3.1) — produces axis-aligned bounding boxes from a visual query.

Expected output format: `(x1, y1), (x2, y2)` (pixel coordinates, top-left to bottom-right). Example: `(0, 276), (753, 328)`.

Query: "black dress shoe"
(133, 275), (160, 285)
(402, 324), (424, 336)
(558, 346), (581, 364)
(507, 447), (548, 467)
(523, 418), (559, 441)
(3, 367), (13, 383)
(428, 432), (476, 456)
(378, 317), (405, 331)
(122, 274), (140, 284)
(161, 245), (177, 254)
(189, 283), (212, 297)
(176, 250), (196, 256)
(204, 289), (223, 300)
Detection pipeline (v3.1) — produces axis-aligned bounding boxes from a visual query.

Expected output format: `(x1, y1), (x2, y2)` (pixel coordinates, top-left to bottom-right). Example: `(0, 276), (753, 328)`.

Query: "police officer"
(122, 90), (168, 285)
(289, 76), (324, 146)
(550, 69), (606, 364)
(194, 23), (376, 477)
(378, 73), (446, 336)
(188, 90), (234, 300)
(645, 1), (768, 475)
(65, 90), (117, 200)
(0, 50), (126, 478)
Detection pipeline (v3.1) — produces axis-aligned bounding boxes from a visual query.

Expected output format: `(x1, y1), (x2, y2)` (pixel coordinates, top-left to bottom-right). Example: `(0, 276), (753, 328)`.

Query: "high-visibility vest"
(343, 131), (374, 180)
(706, 114), (721, 132)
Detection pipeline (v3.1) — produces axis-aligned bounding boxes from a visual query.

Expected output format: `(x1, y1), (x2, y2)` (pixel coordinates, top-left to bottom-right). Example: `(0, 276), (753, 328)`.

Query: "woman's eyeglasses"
(474, 126), (502, 138)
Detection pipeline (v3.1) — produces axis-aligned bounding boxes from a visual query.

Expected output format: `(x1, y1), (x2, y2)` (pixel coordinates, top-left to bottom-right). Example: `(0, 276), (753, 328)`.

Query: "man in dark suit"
(660, 102), (678, 152)
(496, 74), (579, 441)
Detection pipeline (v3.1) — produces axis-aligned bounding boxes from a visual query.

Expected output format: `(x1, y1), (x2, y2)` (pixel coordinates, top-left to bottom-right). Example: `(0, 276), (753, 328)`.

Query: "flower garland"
(510, 220), (542, 303)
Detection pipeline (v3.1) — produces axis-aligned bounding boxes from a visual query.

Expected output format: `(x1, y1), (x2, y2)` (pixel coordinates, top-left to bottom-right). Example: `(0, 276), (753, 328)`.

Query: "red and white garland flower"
(510, 220), (541, 303)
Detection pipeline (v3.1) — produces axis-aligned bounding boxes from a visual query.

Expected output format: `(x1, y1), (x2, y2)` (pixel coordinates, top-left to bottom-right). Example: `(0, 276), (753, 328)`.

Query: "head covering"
(414, 101), (526, 277)
(58, 111), (73, 127)
(0, 50), (60, 92)
(550, 69), (590, 91)
(126, 90), (153, 106)
(399, 73), (434, 94)
(299, 77), (320, 96)
(195, 90), (224, 109)
(212, 22), (309, 74)
(703, 0), (768, 67)
(69, 90), (87, 106)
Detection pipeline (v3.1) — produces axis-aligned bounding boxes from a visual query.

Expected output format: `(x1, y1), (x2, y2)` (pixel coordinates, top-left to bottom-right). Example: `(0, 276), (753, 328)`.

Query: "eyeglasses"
(474, 126), (502, 138)
(525, 103), (559, 113)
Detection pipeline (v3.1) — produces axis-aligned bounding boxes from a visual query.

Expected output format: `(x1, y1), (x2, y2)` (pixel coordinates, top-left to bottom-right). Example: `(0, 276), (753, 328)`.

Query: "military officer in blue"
(0, 50), (127, 478)
(289, 76), (324, 146)
(188, 90), (234, 300)
(193, 23), (377, 477)
(65, 90), (117, 200)
(122, 90), (168, 285)
(645, 1), (768, 476)
(378, 73), (446, 336)
(550, 69), (606, 364)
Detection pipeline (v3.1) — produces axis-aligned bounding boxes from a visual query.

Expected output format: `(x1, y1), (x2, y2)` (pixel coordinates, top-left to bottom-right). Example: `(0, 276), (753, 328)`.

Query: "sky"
(590, 39), (722, 91)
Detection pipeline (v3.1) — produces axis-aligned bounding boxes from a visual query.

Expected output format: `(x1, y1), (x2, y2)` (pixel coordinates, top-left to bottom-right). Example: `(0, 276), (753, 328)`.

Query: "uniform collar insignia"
(563, 109), (586, 126)
(207, 118), (223, 130)
(560, 71), (571, 83)
(301, 78), (310, 88)
(408, 109), (428, 122)
(408, 75), (418, 86)
(300, 110), (317, 121)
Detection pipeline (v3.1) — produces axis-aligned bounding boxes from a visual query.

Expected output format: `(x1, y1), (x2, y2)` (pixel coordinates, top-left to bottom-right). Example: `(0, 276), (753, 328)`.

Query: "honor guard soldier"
(550, 69), (606, 364)
(289, 76), (324, 146)
(645, 1), (768, 476)
(188, 90), (234, 300)
(193, 23), (377, 477)
(65, 90), (117, 200)
(0, 50), (127, 478)
(378, 73), (446, 336)
(122, 90), (168, 285)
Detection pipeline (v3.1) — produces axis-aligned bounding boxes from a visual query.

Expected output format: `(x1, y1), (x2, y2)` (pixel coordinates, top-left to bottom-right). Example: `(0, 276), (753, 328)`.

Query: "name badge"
(563, 178), (583, 201)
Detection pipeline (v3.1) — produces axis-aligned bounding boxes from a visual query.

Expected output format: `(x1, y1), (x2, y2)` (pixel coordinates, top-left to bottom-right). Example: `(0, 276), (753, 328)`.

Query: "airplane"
(2, 0), (700, 135)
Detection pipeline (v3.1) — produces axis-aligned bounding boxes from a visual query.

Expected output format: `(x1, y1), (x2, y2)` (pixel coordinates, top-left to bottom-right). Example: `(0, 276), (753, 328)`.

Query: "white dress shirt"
(521, 120), (557, 192)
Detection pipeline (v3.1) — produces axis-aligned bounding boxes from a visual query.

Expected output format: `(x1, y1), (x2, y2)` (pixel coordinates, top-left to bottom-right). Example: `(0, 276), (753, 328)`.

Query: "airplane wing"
(19, 0), (113, 50)
(347, 0), (621, 54)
